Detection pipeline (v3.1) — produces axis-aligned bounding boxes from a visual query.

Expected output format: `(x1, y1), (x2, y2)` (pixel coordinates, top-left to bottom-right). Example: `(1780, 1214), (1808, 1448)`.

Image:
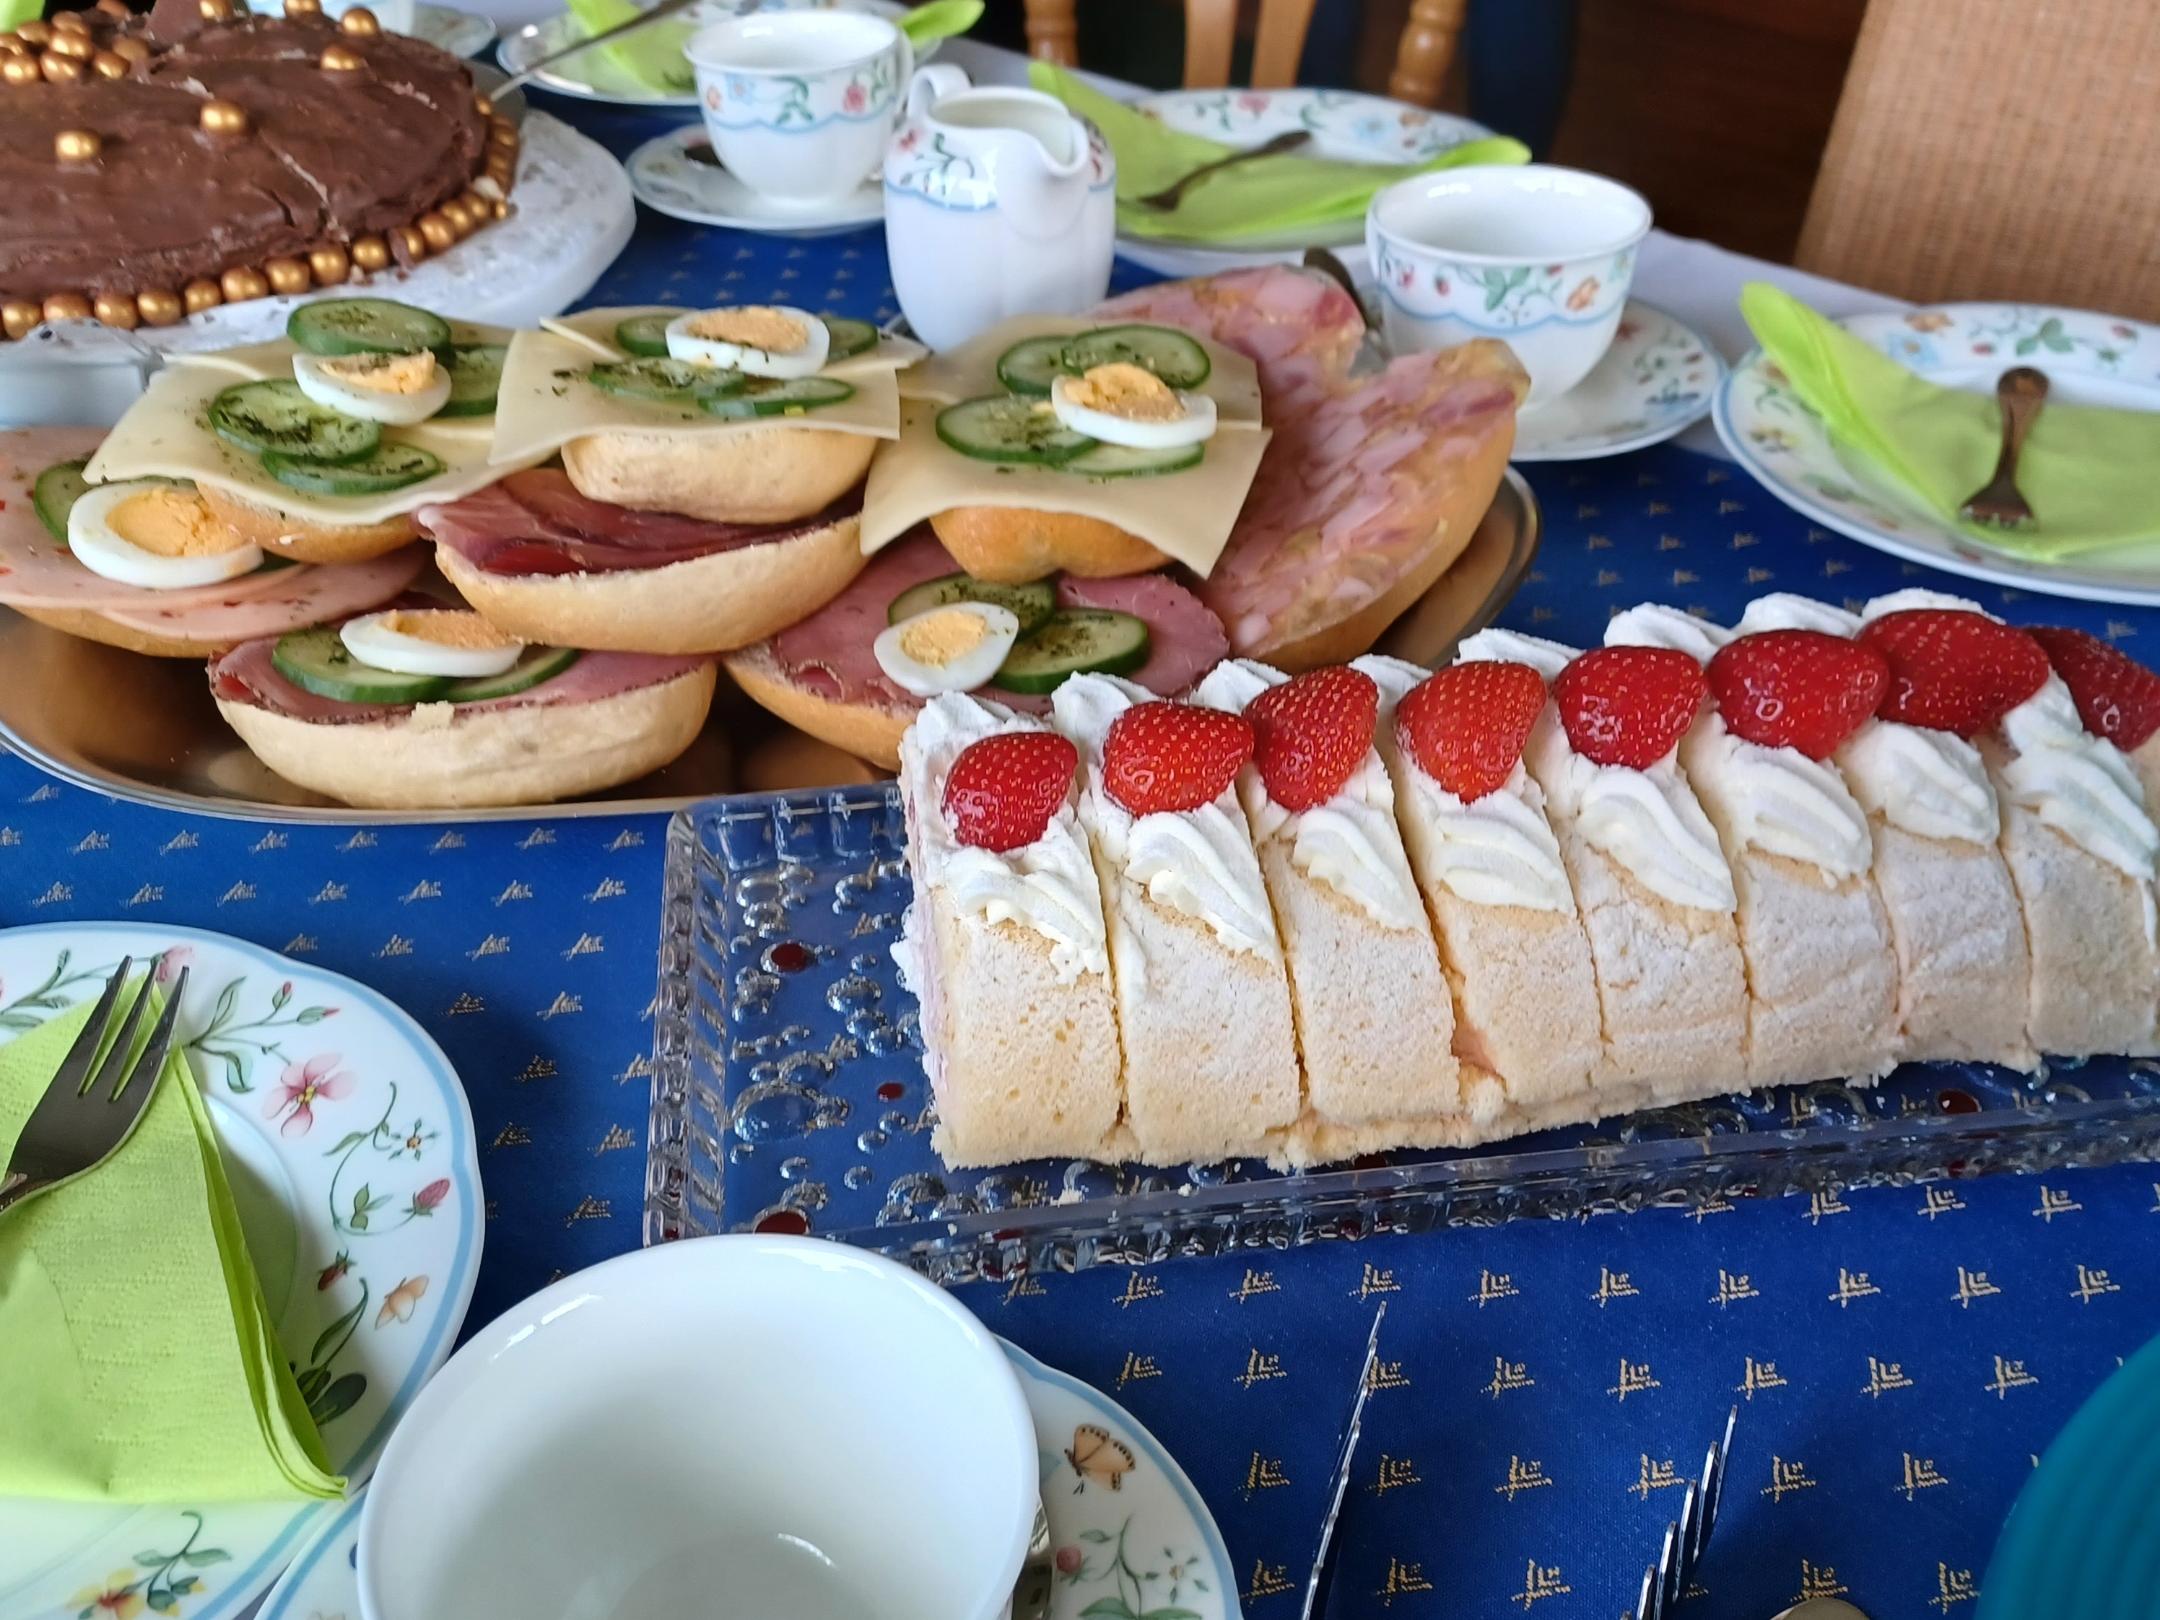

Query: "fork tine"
(1653, 1520), (1679, 1619)
(124, 967), (188, 1098)
(1704, 1406), (1736, 1539)
(1673, 1480), (1702, 1590)
(50, 958), (132, 1098)
(85, 967), (159, 1101)
(1635, 1562), (1656, 1620)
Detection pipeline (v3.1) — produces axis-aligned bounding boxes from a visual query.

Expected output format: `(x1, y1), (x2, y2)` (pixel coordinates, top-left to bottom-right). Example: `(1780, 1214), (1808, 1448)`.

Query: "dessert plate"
(626, 125), (884, 237)
(409, 1), (499, 58)
(1511, 301), (1724, 462)
(1716, 302), (2160, 605)
(1115, 86), (1491, 281)
(0, 923), (481, 1620)
(256, 1340), (1236, 1620)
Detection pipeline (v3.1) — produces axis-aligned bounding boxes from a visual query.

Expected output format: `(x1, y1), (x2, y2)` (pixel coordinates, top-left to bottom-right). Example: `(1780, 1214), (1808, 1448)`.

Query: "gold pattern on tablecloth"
(1713, 1269), (1759, 1306)
(1350, 1263), (1399, 1301)
(1370, 1455), (1419, 1494)
(2072, 1263), (2121, 1301)
(1930, 1567), (1980, 1612)
(1591, 1267), (1638, 1306)
(2036, 1186), (2082, 1220)
(1240, 1454), (1289, 1498)
(1631, 1456), (1683, 1499)
(1229, 1268), (1280, 1302)
(1900, 1454), (1950, 1500)
(517, 1056), (557, 1082)
(1608, 1360), (1659, 1401)
(1368, 1358), (1411, 1392)
(1495, 1456), (1550, 1500)
(1985, 1355), (2039, 1397)
(1863, 1356), (1915, 1397)
(1797, 1561), (1851, 1601)
(1115, 1352), (1159, 1388)
(470, 935), (510, 958)
(446, 992), (485, 1015)
(1115, 1273), (1164, 1308)
(1485, 1357), (1533, 1398)
(1471, 1270), (1518, 1306)
(491, 1123), (531, 1149)
(1830, 1268), (1880, 1306)
(1236, 1350), (1286, 1388)
(1242, 1561), (1293, 1602)
(1920, 1187), (1965, 1218)
(1954, 1267), (2001, 1307)
(595, 1125), (636, 1154)
(1380, 1559), (1437, 1606)
(1765, 1457), (1817, 1503)
(1738, 1357), (1787, 1398)
(1510, 1562), (1567, 1608)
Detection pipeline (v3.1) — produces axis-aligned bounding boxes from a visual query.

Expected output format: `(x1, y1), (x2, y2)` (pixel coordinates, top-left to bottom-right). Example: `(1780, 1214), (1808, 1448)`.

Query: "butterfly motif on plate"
(1066, 1423), (1136, 1493)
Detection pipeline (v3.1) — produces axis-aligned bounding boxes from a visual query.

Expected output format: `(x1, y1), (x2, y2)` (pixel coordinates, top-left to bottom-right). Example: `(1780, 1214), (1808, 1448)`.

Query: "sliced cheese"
(861, 398), (1270, 576)
(83, 362), (546, 527)
(489, 328), (901, 468)
(167, 322), (516, 384)
(897, 314), (1264, 431)
(539, 305), (927, 378)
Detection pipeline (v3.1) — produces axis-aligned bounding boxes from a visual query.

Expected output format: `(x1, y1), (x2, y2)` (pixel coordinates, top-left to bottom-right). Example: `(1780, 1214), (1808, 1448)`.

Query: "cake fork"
(1632, 1405), (1737, 1620)
(1959, 366), (2049, 530)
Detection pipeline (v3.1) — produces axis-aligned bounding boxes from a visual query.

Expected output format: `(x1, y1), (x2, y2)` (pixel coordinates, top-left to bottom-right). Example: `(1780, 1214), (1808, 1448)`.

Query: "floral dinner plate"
(1716, 301), (2160, 605)
(0, 923), (481, 1620)
(256, 1339), (1239, 1620)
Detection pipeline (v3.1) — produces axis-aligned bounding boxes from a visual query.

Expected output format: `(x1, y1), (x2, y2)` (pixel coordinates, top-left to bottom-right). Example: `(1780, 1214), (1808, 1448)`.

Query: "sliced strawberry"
(1245, 666), (1379, 810)
(1855, 610), (2049, 737)
(1102, 700), (1254, 815)
(2030, 626), (2160, 750)
(1552, 645), (1706, 768)
(941, 731), (1078, 852)
(1706, 629), (1889, 760)
(1396, 661), (1547, 801)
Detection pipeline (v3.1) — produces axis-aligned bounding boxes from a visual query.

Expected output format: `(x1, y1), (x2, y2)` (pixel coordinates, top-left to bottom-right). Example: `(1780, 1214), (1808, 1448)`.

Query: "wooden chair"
(1797, 0), (2160, 320)
(1022, 0), (1467, 108)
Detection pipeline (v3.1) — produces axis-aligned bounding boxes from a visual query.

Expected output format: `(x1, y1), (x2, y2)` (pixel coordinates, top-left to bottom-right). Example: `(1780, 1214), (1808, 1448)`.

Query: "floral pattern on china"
(886, 115), (1113, 210)
(703, 52), (899, 131)
(0, 923), (479, 1620)
(1139, 86), (1483, 162)
(1372, 242), (1638, 331)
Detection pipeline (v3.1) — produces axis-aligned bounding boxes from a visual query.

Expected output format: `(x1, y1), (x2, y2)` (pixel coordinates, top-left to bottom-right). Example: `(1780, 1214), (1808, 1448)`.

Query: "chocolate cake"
(0, 0), (519, 341)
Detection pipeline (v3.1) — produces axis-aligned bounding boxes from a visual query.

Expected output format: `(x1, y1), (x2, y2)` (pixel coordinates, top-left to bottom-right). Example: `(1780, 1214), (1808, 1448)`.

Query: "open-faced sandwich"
(422, 305), (923, 654)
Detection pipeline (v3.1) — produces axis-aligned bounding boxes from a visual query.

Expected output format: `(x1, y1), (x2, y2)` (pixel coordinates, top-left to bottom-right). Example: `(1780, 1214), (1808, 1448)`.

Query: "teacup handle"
(905, 62), (970, 121)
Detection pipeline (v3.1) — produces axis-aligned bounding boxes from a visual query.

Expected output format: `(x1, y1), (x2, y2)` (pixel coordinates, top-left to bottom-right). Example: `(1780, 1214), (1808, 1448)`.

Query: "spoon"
(1959, 365), (2049, 530)
(1133, 129), (1312, 211)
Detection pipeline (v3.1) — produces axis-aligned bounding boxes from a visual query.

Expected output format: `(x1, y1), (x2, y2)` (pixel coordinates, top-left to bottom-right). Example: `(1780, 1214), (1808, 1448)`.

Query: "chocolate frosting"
(0, 13), (487, 302)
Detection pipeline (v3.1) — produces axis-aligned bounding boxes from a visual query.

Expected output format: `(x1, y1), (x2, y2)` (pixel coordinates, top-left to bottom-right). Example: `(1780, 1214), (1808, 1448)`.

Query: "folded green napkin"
(563, 0), (695, 94)
(0, 996), (343, 1502)
(1741, 283), (2160, 561)
(0, 0), (37, 31)
(1031, 63), (1529, 243)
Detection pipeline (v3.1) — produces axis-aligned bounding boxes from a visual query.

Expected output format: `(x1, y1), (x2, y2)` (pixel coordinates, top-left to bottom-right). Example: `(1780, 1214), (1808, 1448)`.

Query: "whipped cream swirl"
(2000, 676), (2160, 898)
(1685, 711), (1872, 877)
(1455, 625), (1577, 682)
(1604, 602), (1733, 661)
(1838, 719), (1999, 845)
(1736, 593), (1862, 637)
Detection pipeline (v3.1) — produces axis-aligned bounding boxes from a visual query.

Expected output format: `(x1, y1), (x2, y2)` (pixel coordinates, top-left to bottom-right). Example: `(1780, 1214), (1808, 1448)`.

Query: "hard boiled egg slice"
(340, 609), (525, 678)
(68, 479), (262, 589)
(293, 349), (452, 426)
(1050, 364), (1217, 450)
(873, 602), (1021, 698)
(665, 305), (830, 380)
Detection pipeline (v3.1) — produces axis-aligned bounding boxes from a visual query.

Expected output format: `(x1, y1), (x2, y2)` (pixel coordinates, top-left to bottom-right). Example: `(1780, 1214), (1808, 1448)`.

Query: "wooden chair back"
(1797, 0), (2160, 319)
(1021, 0), (1466, 108)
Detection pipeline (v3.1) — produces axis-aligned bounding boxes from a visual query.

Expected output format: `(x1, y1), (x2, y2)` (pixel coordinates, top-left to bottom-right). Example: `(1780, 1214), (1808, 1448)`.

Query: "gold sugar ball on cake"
(220, 266), (269, 302)
(200, 98), (250, 136)
(42, 52), (86, 81)
(0, 32), (26, 53)
(391, 223), (427, 261)
(16, 18), (51, 43)
(459, 187), (490, 221)
(338, 6), (379, 34)
(439, 197), (475, 236)
(54, 128), (103, 162)
(43, 293), (93, 323)
(473, 92), (493, 116)
(351, 234), (390, 271)
(488, 120), (517, 150)
(308, 245), (350, 285)
(182, 279), (222, 313)
(286, 0), (323, 13)
(416, 210), (456, 251)
(50, 10), (89, 32)
(95, 0), (133, 16)
(265, 257), (311, 295)
(111, 34), (149, 61)
(136, 288), (184, 326)
(1, 300), (41, 341)
(319, 40), (362, 71)
(46, 30), (93, 58)
(2, 54), (41, 84)
(93, 291), (140, 330)
(92, 48), (129, 77)
(198, 0), (234, 20)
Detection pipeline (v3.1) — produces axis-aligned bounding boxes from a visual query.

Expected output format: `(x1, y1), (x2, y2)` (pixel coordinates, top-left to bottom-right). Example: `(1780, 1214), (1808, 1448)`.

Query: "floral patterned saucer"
(1511, 300), (1724, 462)
(0, 923), (481, 1620)
(1716, 301), (2160, 605)
(255, 1340), (1238, 1620)
(626, 125), (884, 237)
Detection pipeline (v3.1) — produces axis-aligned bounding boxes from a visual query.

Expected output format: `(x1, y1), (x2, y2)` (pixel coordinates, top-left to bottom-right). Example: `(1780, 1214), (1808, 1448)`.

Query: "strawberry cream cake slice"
(1605, 604), (1900, 1085)
(1858, 596), (2160, 1057)
(894, 694), (1123, 1166)
(1354, 654), (1602, 1131)
(1455, 628), (1745, 1103)
(1050, 675), (1303, 1165)
(1189, 660), (1463, 1155)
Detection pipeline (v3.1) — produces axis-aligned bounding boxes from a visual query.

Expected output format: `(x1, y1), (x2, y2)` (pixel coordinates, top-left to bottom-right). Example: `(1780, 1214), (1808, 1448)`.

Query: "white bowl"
(357, 1236), (1037, 1620)
(1367, 164), (1652, 407)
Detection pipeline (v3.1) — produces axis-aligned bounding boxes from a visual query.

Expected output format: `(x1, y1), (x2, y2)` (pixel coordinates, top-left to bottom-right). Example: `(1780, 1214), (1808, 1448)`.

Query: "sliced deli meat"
(417, 470), (863, 577)
(98, 547), (425, 639)
(1095, 267), (1528, 667)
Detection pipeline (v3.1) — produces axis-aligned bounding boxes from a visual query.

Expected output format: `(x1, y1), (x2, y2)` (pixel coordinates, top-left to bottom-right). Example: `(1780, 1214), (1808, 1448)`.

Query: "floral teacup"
(1367, 164), (1652, 408)
(686, 10), (915, 204)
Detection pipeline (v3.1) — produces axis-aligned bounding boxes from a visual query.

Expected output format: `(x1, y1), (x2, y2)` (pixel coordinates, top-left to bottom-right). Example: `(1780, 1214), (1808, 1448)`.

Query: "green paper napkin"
(1741, 283), (2160, 561)
(1030, 63), (1529, 243)
(0, 995), (343, 1503)
(563, 0), (694, 94)
(0, 0), (37, 31)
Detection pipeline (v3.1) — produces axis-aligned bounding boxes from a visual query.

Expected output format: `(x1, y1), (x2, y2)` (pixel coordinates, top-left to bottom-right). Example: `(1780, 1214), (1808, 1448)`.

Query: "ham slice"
(210, 634), (711, 726)
(761, 526), (1228, 715)
(417, 471), (862, 577)
(96, 546), (426, 638)
(1096, 267), (1527, 662)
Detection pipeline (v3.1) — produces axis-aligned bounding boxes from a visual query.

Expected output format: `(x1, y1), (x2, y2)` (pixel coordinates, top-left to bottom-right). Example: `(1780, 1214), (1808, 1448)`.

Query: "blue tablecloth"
(4, 97), (2157, 1620)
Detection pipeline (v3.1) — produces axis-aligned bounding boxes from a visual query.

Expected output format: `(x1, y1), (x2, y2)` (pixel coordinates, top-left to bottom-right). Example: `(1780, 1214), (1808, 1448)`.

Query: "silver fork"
(0, 959), (187, 1217)
(1633, 1406), (1737, 1620)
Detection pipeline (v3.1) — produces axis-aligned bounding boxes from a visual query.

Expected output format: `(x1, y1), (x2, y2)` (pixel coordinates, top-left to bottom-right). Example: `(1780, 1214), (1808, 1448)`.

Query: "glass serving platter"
(647, 786), (2160, 1284)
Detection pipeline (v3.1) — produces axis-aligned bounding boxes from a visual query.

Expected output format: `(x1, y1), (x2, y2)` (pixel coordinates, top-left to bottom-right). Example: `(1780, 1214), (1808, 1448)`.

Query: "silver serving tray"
(0, 473), (1539, 823)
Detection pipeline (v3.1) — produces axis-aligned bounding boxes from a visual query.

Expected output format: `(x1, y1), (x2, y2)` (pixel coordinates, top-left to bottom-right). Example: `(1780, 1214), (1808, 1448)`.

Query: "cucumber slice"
(586, 357), (743, 404)
(613, 314), (672, 358)
(31, 458), (91, 544)
(1061, 324), (1211, 389)
(272, 625), (453, 703)
(1061, 440), (1205, 479)
(442, 645), (581, 702)
(287, 298), (453, 358)
(700, 375), (857, 420)
(994, 334), (1073, 396)
(436, 344), (506, 418)
(888, 572), (1057, 635)
(821, 316), (879, 361)
(263, 440), (445, 496)
(209, 379), (380, 463)
(934, 394), (1092, 464)
(992, 609), (1151, 695)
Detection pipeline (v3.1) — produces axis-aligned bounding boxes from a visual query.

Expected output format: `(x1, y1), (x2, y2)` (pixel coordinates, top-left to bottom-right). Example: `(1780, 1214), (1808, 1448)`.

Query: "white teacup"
(686, 11), (914, 204)
(357, 1236), (1038, 1620)
(1367, 164), (1653, 408)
